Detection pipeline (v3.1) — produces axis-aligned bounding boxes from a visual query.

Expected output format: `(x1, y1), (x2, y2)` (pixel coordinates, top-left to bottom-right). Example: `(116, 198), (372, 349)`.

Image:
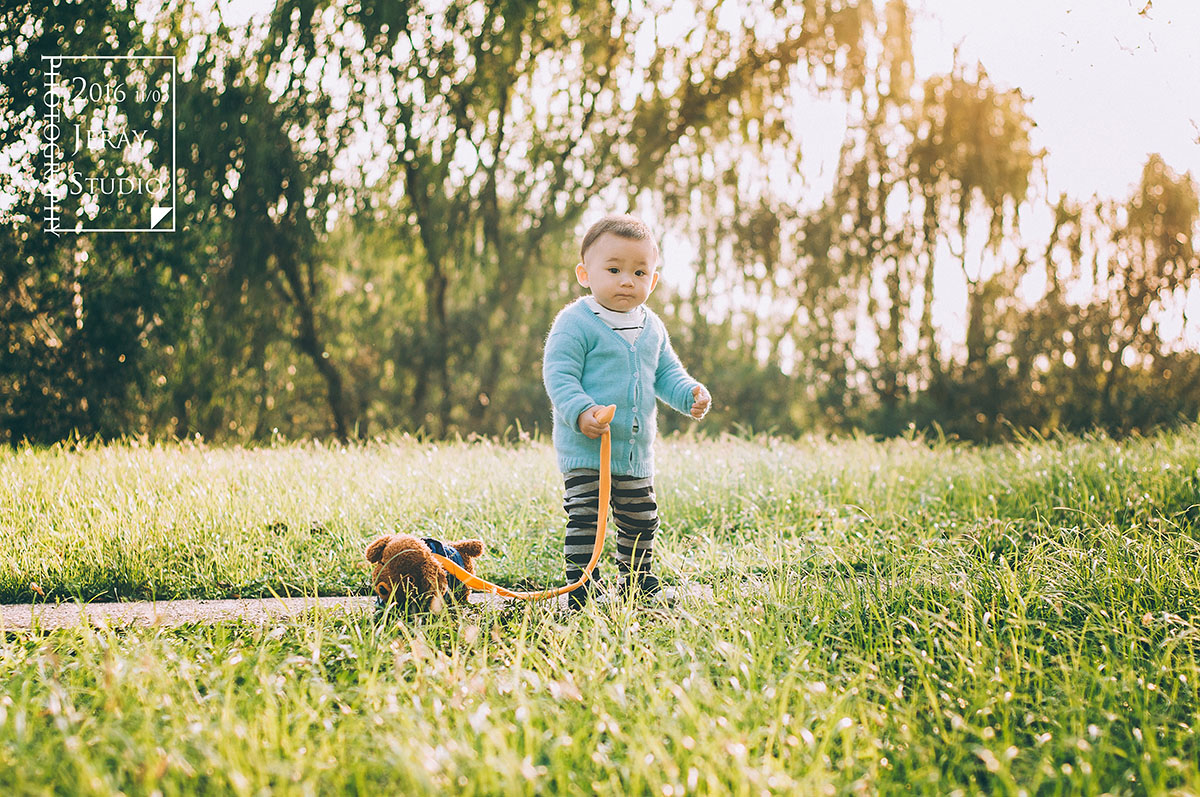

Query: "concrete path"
(1, 595), (378, 631)
(1, 585), (712, 631)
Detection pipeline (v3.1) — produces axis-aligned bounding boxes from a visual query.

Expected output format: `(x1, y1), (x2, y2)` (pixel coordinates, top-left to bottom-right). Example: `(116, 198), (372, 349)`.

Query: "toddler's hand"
(691, 385), (711, 420)
(578, 406), (611, 439)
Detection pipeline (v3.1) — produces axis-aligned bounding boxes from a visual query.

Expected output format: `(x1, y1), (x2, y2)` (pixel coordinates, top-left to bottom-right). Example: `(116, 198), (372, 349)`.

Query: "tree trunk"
(275, 247), (354, 441)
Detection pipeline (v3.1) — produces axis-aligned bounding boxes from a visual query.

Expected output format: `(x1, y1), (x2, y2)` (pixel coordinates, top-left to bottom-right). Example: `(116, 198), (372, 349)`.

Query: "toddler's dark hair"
(580, 214), (659, 261)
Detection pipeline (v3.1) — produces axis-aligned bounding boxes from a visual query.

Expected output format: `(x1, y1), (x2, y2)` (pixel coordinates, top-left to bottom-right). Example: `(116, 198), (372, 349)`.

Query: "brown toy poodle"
(365, 533), (484, 613)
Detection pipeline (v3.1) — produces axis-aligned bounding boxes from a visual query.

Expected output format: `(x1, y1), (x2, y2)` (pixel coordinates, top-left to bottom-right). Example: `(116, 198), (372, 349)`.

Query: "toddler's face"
(575, 233), (660, 312)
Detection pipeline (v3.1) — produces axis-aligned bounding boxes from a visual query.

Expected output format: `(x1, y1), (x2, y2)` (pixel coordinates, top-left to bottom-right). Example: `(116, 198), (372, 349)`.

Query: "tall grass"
(1, 426), (1198, 794)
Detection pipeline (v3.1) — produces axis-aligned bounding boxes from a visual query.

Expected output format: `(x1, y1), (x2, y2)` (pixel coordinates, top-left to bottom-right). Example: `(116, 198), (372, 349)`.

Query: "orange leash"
(429, 404), (616, 600)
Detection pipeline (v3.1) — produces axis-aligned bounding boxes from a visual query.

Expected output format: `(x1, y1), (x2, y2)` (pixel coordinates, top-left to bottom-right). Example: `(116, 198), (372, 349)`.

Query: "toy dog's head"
(364, 533), (484, 613)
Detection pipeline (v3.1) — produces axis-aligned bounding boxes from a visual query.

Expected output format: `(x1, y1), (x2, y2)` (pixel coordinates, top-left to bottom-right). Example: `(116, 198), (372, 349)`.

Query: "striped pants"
(563, 468), (658, 586)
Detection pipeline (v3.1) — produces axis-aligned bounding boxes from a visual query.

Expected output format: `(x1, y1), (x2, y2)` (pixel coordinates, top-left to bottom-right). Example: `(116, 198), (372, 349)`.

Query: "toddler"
(542, 214), (711, 609)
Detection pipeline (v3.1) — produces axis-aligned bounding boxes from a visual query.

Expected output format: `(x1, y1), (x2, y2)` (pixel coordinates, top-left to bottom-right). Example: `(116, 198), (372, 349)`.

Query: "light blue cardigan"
(543, 298), (701, 477)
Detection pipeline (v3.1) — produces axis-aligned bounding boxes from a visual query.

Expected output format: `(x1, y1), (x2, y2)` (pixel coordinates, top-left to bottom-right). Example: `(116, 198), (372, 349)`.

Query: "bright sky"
(910, 0), (1200, 203)
(908, 0), (1200, 353)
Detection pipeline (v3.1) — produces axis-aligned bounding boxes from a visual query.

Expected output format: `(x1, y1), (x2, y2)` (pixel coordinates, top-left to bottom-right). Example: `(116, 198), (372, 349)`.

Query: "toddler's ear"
(451, 539), (484, 560)
(574, 262), (590, 288)
(365, 536), (390, 563)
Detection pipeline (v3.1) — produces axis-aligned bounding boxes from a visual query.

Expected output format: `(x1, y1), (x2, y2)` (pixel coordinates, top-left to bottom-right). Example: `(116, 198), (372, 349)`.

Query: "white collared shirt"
(584, 295), (646, 346)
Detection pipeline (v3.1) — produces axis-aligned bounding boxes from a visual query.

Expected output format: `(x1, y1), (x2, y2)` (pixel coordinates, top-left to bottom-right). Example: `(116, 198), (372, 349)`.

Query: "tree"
(278, 0), (879, 437)
(0, 0), (188, 444)
(909, 61), (1038, 371)
(162, 1), (359, 439)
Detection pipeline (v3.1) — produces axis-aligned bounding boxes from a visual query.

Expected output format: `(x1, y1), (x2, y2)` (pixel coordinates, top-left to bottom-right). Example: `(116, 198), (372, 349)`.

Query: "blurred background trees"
(2, 0), (1198, 445)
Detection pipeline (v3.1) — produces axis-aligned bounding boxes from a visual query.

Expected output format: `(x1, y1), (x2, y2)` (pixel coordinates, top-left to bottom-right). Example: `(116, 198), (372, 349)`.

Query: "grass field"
(1, 426), (1198, 794)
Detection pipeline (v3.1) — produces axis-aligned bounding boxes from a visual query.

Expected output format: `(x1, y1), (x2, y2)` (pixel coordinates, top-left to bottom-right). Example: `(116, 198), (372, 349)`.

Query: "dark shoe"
(566, 573), (608, 611)
(621, 571), (659, 596)
(620, 572), (677, 606)
(566, 589), (589, 611)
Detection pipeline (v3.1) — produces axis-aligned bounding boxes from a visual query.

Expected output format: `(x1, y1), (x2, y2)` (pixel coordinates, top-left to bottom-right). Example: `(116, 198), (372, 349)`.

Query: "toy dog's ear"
(451, 539), (484, 559)
(365, 536), (391, 563)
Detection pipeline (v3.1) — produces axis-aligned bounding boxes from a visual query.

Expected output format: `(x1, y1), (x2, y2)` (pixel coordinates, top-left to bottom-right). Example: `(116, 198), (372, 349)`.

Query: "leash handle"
(430, 404), (615, 600)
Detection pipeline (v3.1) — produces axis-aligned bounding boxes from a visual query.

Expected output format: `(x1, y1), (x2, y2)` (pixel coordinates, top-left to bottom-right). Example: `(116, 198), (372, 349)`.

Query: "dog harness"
(423, 538), (466, 591)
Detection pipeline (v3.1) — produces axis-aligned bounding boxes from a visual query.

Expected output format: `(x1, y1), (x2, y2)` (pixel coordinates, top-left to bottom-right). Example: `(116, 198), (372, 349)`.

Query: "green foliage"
(914, 156), (1200, 441)
(0, 1), (189, 444)
(3, 0), (1199, 445)
(1, 431), (1199, 793)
